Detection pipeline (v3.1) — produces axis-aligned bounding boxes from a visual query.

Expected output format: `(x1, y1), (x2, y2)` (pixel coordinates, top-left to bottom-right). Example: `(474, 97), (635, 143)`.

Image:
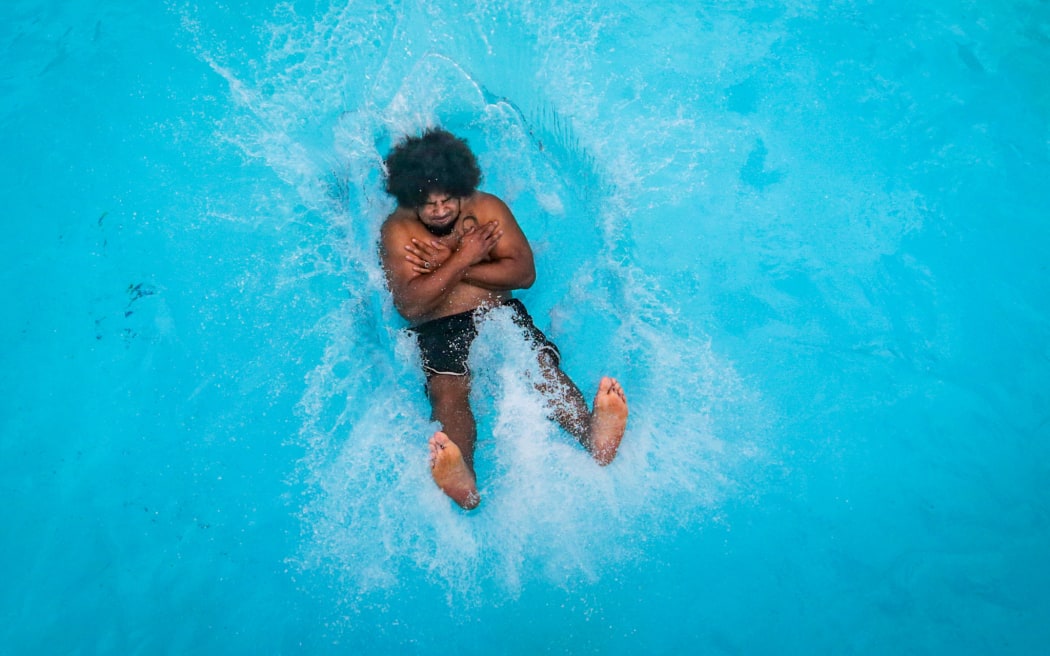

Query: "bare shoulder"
(463, 192), (523, 234)
(465, 191), (513, 218)
(381, 206), (414, 228)
(379, 208), (417, 258)
(380, 208), (414, 240)
(466, 192), (532, 257)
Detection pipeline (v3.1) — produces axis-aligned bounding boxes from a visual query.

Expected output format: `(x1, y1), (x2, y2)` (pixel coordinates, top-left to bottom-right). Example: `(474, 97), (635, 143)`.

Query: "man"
(379, 128), (628, 510)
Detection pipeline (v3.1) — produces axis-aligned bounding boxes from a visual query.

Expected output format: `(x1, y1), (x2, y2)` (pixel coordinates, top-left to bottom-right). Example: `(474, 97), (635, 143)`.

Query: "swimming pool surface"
(2, 1), (1048, 653)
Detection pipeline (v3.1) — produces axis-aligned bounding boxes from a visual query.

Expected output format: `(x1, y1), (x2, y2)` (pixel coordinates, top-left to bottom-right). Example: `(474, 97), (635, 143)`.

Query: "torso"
(382, 193), (513, 324)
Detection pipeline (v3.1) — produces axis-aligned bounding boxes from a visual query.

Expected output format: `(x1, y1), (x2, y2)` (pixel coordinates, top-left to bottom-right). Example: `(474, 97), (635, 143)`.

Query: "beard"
(417, 210), (459, 237)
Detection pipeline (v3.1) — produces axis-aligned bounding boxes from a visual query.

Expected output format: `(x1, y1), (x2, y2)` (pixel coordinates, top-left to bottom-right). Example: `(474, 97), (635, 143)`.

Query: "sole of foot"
(590, 377), (628, 466)
(429, 431), (481, 510)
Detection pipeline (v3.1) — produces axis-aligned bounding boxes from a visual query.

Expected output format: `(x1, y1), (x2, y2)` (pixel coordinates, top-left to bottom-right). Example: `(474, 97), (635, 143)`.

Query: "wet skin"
(380, 190), (628, 509)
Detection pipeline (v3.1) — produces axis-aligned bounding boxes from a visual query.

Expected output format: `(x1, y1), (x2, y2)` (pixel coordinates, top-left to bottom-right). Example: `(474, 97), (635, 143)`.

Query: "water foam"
(182, 0), (770, 612)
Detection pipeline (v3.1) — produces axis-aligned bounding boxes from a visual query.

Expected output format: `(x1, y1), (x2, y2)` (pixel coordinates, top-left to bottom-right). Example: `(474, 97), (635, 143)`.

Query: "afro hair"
(383, 128), (482, 207)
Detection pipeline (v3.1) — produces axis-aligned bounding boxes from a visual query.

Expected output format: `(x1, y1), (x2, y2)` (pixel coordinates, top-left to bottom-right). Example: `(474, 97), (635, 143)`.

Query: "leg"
(534, 352), (591, 442)
(426, 373), (481, 509)
(535, 353), (629, 465)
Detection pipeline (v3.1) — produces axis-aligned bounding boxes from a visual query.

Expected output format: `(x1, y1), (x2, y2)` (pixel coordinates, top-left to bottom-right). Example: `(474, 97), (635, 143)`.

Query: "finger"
(409, 239), (435, 256)
(425, 243), (447, 257)
(406, 255), (437, 273)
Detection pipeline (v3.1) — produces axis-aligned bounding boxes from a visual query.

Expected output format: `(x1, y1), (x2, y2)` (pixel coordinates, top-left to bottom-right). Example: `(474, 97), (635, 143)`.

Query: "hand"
(404, 238), (452, 274)
(456, 221), (503, 265)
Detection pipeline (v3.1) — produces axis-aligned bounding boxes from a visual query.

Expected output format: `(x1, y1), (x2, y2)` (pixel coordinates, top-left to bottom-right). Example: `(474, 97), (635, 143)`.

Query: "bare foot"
(429, 432), (480, 510)
(589, 377), (629, 465)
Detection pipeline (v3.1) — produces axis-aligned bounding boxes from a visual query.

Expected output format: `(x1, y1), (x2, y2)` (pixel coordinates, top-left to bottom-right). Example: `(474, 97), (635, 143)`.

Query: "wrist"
(433, 250), (468, 282)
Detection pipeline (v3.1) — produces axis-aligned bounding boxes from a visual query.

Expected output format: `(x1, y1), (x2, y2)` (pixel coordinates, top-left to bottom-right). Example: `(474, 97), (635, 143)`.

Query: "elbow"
(393, 298), (425, 323)
(520, 266), (536, 289)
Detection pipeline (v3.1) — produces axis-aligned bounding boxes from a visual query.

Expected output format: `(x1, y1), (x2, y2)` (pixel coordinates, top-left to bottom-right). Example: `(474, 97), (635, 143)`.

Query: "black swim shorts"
(408, 298), (561, 377)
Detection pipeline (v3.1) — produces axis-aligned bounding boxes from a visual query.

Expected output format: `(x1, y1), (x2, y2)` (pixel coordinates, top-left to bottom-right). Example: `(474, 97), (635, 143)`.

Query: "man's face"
(416, 192), (461, 233)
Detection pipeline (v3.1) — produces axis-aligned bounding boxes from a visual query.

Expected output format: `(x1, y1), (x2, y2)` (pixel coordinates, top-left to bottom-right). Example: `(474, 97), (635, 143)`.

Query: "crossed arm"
(380, 196), (536, 322)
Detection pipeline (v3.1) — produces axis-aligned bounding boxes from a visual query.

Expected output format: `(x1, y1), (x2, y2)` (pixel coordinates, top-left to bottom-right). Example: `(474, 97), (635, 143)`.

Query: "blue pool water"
(2, 1), (1048, 653)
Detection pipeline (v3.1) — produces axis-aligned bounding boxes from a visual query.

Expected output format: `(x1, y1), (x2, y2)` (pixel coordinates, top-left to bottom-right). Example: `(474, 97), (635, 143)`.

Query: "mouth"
(419, 212), (459, 237)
